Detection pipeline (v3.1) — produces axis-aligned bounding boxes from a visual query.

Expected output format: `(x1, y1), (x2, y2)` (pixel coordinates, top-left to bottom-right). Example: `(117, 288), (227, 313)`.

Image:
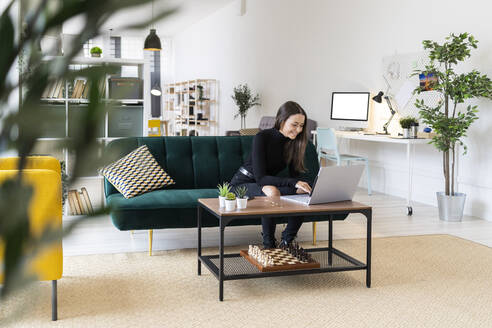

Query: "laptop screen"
(309, 174), (319, 197)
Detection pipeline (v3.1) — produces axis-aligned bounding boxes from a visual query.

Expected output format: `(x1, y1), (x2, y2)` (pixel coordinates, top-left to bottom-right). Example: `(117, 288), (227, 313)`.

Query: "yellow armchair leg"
(52, 280), (57, 321)
(148, 230), (153, 256)
(312, 222), (317, 245)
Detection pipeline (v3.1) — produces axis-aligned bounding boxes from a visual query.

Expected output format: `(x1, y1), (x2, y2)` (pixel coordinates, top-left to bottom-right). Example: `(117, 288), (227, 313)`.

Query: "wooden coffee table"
(197, 197), (372, 301)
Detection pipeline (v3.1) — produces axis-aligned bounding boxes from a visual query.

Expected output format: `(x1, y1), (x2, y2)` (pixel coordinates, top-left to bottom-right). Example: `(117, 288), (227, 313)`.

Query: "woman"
(230, 101), (312, 248)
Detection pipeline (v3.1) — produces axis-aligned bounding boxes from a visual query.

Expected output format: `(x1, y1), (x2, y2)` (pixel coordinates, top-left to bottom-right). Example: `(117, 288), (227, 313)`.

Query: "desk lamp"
(372, 91), (396, 135)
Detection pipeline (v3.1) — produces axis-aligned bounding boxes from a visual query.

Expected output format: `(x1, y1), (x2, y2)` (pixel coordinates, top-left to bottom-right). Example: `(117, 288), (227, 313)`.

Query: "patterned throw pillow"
(102, 145), (175, 198)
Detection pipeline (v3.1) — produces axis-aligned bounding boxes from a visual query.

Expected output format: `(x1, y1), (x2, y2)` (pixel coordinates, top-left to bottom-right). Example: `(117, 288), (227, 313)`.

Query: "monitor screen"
(330, 92), (370, 121)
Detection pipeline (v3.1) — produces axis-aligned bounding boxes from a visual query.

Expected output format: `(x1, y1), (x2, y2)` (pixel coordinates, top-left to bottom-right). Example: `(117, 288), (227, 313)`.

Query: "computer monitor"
(330, 92), (370, 130)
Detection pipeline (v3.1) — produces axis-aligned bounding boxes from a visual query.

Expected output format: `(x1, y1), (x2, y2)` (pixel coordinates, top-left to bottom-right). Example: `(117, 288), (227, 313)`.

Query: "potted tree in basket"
(235, 186), (248, 209)
(231, 83), (260, 129)
(413, 32), (492, 221)
(90, 46), (102, 57)
(217, 182), (232, 208)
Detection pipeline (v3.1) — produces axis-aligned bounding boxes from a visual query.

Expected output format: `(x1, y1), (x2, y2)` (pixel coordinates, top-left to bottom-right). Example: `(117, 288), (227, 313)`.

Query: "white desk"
(312, 130), (430, 215)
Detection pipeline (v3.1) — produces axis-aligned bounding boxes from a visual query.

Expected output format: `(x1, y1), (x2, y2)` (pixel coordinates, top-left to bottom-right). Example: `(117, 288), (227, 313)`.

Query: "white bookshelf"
(36, 57), (149, 213)
(164, 79), (218, 136)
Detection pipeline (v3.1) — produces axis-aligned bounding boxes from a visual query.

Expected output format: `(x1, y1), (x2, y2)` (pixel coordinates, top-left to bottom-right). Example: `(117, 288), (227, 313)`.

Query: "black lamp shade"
(144, 29), (162, 51)
(372, 91), (384, 103)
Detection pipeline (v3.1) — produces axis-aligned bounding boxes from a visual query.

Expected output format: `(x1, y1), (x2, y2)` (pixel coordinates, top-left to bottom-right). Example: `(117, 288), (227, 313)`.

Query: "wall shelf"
(164, 79), (218, 136)
(35, 57), (148, 212)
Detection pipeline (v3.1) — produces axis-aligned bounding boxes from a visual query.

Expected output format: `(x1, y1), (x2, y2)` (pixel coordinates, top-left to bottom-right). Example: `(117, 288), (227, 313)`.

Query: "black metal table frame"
(197, 204), (372, 301)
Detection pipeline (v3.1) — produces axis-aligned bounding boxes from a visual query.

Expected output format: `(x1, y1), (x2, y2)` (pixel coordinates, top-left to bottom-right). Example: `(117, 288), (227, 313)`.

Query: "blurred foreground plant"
(0, 0), (176, 309)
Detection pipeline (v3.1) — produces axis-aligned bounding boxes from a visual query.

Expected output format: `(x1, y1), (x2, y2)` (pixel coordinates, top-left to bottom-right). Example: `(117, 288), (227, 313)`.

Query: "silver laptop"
(280, 165), (364, 205)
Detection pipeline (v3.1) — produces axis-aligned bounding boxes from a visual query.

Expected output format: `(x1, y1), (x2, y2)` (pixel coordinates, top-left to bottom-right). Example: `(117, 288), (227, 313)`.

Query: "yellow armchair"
(0, 156), (63, 321)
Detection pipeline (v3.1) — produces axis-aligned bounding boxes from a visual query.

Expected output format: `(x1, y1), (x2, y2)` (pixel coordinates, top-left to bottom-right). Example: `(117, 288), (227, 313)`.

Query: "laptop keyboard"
(281, 194), (310, 204)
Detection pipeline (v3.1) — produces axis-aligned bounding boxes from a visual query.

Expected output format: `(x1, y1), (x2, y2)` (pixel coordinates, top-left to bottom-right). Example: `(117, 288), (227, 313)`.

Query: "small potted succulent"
(90, 46), (102, 57)
(399, 116), (418, 138)
(235, 186), (248, 209)
(217, 182), (231, 208)
(224, 192), (236, 211)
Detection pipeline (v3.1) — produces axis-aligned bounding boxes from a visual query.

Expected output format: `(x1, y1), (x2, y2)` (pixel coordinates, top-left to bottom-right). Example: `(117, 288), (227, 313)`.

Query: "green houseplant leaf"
(0, 0), (178, 314)
(413, 33), (492, 196)
(231, 84), (260, 128)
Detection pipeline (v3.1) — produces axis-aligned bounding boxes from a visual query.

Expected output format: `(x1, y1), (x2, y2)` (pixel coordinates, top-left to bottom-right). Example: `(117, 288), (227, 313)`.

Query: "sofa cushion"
(191, 137), (220, 188)
(107, 188), (218, 210)
(106, 188), (341, 231)
(163, 137), (195, 189)
(102, 145), (175, 198)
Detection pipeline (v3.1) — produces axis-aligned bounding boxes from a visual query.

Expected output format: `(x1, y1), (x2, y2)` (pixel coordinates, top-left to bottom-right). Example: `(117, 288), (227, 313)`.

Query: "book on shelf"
(78, 191), (89, 214)
(71, 80), (87, 99)
(51, 79), (63, 98)
(82, 81), (90, 99)
(75, 80), (82, 98)
(78, 80), (87, 98)
(74, 190), (84, 214)
(67, 190), (77, 215)
(48, 80), (57, 98)
(41, 81), (53, 98)
(57, 81), (65, 98)
(68, 190), (81, 215)
(81, 187), (94, 214)
(71, 80), (80, 98)
(67, 188), (94, 215)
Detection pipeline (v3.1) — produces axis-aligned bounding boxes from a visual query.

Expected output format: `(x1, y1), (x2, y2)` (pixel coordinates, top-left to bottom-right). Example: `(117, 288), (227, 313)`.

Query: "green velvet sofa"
(104, 136), (341, 252)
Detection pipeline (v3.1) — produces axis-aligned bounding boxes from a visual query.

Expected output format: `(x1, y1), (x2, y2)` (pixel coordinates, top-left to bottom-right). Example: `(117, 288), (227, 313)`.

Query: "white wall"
(172, 0), (492, 220)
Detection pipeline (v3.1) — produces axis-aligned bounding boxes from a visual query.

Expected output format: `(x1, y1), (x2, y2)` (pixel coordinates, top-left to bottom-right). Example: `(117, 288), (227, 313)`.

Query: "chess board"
(240, 248), (320, 272)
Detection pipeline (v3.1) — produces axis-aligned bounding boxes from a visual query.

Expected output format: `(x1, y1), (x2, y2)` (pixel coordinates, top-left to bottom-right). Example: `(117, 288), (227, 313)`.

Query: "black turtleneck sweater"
(241, 128), (299, 187)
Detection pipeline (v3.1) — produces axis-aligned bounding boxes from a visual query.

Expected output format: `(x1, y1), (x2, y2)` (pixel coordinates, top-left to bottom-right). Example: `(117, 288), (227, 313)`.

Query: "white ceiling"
(154, 0), (235, 37)
(64, 0), (235, 37)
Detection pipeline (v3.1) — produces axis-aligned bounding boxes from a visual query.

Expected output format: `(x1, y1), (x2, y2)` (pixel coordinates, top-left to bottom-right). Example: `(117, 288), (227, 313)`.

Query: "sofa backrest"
(104, 136), (319, 197)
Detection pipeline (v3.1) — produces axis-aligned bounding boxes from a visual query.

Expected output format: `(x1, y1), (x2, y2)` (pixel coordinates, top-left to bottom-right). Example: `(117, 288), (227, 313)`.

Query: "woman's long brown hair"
(274, 101), (308, 173)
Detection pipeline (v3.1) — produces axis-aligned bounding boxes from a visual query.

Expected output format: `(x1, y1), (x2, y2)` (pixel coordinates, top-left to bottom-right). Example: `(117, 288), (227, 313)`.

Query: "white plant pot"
(402, 128), (411, 138)
(436, 192), (466, 222)
(237, 198), (248, 209)
(225, 199), (236, 211)
(218, 196), (226, 208)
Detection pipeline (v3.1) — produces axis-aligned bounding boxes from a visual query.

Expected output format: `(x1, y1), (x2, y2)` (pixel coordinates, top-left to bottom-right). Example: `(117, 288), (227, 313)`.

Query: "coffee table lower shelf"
(199, 247), (366, 280)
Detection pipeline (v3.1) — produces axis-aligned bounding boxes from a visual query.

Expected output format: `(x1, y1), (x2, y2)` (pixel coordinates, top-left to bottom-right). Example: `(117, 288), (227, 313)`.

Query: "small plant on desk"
(225, 192), (237, 211)
(217, 182), (231, 208)
(235, 186), (248, 209)
(399, 116), (418, 138)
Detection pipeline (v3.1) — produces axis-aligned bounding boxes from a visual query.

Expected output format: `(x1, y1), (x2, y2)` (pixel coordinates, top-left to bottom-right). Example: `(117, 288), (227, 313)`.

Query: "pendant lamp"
(144, 29), (161, 51)
(144, 0), (161, 51)
(150, 83), (162, 96)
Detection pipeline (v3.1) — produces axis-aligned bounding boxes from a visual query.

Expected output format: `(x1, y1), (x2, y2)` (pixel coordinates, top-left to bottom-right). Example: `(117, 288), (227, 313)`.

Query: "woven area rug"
(2, 234), (492, 328)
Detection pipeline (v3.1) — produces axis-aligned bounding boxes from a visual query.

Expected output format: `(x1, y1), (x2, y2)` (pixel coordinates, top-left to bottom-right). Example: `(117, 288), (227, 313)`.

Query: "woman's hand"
(295, 181), (312, 194)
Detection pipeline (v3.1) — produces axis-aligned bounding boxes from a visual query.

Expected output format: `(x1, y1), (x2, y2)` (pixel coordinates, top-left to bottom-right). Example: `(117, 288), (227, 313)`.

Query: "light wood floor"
(63, 189), (492, 256)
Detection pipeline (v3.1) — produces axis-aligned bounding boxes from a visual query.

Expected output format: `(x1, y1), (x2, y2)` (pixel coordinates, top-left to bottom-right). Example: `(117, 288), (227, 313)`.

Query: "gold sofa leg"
(312, 222), (317, 245)
(149, 230), (153, 256)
